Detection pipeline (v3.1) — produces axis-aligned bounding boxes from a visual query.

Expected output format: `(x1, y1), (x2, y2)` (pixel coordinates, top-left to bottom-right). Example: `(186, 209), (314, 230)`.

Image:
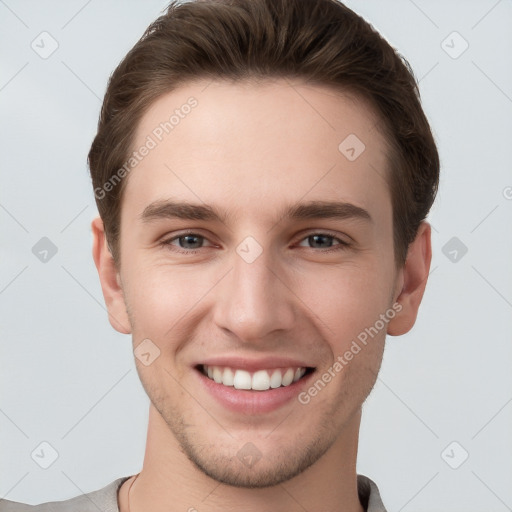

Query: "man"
(1, 0), (439, 510)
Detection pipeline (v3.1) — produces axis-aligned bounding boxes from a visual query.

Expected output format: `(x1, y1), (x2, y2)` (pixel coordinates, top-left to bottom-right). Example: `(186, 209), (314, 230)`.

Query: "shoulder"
(0, 476), (132, 512)
(357, 474), (388, 512)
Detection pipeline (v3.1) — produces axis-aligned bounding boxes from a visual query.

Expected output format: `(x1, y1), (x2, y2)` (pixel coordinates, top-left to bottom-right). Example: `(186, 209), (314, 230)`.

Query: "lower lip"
(195, 368), (315, 414)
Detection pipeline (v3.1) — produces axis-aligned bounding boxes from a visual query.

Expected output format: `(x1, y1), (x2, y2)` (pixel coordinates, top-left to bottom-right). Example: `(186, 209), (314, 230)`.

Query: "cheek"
(298, 261), (391, 346)
(122, 259), (220, 347)
(122, 245), (394, 354)
(129, 272), (191, 318)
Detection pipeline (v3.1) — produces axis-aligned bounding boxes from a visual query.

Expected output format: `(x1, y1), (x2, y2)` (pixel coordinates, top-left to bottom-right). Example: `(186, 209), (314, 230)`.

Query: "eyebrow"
(140, 199), (372, 225)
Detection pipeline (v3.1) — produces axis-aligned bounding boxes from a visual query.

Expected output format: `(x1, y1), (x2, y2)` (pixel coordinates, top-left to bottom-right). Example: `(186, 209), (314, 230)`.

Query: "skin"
(92, 78), (431, 512)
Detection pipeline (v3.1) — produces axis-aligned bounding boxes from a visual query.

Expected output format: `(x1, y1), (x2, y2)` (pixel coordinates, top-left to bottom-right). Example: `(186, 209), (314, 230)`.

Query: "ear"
(91, 216), (131, 334)
(387, 221), (432, 336)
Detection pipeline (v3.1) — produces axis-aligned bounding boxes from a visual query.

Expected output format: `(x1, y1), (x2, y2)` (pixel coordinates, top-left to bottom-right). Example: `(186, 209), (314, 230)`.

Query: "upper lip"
(195, 356), (314, 372)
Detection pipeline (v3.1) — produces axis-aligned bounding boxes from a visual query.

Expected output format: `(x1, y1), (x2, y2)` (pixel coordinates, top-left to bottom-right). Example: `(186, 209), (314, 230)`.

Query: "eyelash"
(160, 230), (350, 255)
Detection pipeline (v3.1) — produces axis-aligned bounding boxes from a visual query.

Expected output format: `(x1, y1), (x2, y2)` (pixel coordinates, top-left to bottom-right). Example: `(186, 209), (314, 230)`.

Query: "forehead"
(124, 78), (391, 226)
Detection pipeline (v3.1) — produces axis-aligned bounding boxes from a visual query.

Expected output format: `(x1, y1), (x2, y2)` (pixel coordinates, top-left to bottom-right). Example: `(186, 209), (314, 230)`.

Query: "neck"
(121, 404), (364, 512)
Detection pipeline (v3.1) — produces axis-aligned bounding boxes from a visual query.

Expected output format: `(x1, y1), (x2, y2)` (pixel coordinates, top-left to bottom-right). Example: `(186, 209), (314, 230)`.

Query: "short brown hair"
(88, 0), (439, 268)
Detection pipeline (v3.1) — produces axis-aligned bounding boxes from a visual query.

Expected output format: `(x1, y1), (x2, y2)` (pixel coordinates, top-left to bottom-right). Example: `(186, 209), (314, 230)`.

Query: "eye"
(160, 230), (350, 255)
(161, 231), (212, 254)
(296, 232), (350, 252)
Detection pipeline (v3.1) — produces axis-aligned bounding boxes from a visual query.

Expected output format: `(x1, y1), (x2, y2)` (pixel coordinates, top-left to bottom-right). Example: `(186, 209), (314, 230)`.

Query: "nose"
(211, 243), (296, 343)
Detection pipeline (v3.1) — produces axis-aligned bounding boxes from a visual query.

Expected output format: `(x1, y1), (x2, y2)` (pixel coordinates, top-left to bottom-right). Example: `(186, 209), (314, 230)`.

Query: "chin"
(183, 446), (328, 488)
(170, 417), (337, 488)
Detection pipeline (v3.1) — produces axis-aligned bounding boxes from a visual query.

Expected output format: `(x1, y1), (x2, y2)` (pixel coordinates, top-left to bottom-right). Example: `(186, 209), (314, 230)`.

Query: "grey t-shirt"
(0, 474), (387, 511)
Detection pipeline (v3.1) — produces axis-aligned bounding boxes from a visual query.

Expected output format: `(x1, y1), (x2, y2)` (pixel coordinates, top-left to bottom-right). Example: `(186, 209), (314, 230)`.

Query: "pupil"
(311, 234), (331, 248)
(182, 235), (201, 249)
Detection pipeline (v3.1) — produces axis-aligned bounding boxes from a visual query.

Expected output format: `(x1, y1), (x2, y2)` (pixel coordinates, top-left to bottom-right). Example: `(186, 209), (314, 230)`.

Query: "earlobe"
(387, 222), (432, 336)
(91, 216), (132, 334)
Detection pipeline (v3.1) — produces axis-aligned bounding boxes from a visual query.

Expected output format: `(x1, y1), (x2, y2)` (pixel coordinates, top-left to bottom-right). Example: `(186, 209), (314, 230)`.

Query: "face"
(102, 79), (406, 487)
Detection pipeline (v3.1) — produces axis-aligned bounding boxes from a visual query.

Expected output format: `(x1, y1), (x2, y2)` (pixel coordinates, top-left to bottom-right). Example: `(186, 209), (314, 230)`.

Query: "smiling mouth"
(197, 364), (315, 391)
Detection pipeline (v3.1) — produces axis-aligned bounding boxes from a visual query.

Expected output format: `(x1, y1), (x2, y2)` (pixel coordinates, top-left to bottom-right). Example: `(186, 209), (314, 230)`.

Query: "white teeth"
(223, 367), (234, 386)
(281, 368), (294, 386)
(233, 369), (252, 390)
(269, 369), (282, 388)
(213, 367), (223, 384)
(293, 367), (306, 382)
(202, 365), (308, 391)
(252, 370), (270, 390)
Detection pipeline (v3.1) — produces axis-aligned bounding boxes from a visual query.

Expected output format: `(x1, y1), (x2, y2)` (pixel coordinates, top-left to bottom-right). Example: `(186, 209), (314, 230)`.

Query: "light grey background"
(1, 1), (511, 511)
